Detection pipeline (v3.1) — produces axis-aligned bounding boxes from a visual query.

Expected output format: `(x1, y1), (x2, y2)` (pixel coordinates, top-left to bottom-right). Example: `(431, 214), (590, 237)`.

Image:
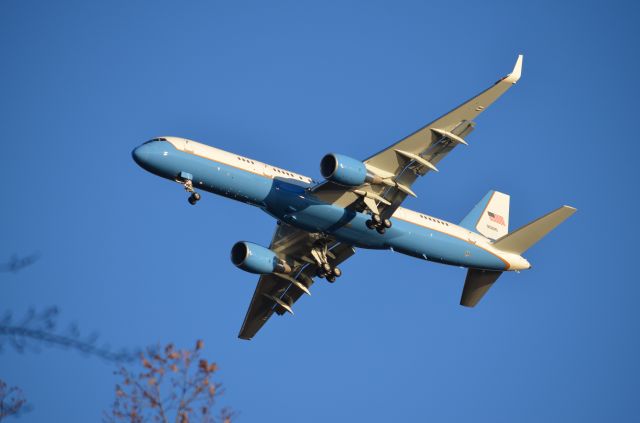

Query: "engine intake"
(320, 153), (368, 186)
(230, 241), (291, 274)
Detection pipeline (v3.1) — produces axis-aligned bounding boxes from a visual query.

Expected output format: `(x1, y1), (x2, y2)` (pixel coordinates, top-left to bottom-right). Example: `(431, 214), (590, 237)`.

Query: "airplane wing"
(238, 222), (355, 340)
(312, 55), (523, 217)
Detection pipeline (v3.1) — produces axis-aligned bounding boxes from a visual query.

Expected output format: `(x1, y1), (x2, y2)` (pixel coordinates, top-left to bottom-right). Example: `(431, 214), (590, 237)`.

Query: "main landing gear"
(366, 213), (392, 234)
(182, 179), (201, 206)
(311, 242), (342, 283)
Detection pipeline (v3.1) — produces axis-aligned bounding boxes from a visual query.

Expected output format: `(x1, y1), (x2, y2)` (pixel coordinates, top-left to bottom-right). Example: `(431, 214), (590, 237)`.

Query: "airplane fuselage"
(132, 137), (530, 272)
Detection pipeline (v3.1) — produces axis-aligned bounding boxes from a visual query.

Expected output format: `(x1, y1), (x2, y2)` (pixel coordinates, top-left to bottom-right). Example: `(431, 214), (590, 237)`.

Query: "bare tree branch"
(0, 253), (40, 274)
(0, 307), (141, 363)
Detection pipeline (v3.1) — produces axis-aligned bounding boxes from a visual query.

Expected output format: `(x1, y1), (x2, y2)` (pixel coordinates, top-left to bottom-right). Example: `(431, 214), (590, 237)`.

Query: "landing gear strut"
(366, 213), (392, 234)
(181, 179), (201, 206)
(311, 241), (342, 283)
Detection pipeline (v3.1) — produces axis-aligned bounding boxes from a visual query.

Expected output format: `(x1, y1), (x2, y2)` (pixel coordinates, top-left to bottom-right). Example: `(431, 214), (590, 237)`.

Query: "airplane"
(132, 55), (576, 340)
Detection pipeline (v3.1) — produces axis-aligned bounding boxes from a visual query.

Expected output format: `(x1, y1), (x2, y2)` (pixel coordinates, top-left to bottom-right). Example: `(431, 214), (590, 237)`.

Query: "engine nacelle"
(230, 241), (291, 274)
(320, 153), (368, 186)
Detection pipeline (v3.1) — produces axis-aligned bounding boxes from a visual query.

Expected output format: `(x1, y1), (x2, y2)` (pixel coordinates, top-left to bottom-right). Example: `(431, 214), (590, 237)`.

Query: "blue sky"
(1, 0), (639, 421)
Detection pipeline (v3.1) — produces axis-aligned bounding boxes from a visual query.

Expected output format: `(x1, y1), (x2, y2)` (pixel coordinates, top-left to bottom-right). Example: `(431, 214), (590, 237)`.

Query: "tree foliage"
(0, 379), (30, 421)
(105, 340), (232, 423)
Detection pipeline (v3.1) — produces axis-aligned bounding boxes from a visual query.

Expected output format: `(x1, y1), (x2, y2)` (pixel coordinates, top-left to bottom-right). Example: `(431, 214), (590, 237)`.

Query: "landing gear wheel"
(383, 218), (392, 228)
(366, 220), (375, 229)
(327, 275), (336, 283)
(323, 263), (332, 274)
(333, 267), (342, 277)
(376, 226), (386, 234)
(188, 192), (200, 205)
(316, 268), (326, 278)
(372, 214), (382, 224)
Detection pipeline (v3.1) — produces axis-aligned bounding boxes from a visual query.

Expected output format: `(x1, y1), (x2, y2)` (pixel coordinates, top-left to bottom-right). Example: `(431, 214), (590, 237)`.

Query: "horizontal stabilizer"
(493, 205), (576, 254)
(460, 269), (503, 307)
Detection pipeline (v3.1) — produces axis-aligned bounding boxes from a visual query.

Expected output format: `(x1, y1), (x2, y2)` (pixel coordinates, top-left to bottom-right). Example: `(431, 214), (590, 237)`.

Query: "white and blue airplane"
(133, 55), (575, 340)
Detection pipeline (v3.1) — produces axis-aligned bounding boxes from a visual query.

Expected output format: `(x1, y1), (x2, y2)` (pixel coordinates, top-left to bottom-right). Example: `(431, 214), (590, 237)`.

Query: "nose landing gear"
(181, 179), (201, 206)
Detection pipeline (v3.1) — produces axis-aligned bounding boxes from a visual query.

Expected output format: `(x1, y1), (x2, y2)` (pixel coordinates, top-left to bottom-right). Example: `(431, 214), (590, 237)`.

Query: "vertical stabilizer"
(460, 191), (510, 240)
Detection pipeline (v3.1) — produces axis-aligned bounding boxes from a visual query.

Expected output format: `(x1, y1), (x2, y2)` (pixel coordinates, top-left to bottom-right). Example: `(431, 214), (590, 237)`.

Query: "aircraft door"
(262, 164), (275, 179)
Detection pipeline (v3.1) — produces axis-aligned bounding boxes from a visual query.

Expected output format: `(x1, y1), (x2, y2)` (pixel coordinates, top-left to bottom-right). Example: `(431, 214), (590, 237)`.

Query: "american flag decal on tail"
(487, 211), (506, 226)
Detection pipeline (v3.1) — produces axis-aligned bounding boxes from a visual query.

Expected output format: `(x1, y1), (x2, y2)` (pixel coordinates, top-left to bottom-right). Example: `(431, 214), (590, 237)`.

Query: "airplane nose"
(132, 144), (150, 166)
(132, 139), (174, 175)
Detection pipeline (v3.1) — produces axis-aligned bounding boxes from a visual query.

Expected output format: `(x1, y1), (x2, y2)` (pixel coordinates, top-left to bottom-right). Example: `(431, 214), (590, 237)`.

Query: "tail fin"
(460, 190), (510, 240)
(493, 206), (576, 254)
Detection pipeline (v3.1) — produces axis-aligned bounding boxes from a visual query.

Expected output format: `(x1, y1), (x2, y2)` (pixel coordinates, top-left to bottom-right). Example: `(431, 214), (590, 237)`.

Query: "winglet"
(503, 54), (523, 84)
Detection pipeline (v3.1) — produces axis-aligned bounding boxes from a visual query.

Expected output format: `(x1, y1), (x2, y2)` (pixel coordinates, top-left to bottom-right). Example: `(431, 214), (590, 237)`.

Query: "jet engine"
(320, 153), (369, 186)
(230, 241), (291, 274)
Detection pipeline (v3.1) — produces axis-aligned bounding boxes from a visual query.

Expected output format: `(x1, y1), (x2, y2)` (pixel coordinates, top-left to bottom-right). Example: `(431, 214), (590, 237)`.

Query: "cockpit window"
(144, 137), (168, 144)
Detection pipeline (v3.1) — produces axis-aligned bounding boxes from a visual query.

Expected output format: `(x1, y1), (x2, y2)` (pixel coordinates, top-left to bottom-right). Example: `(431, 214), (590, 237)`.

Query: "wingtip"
(504, 54), (523, 84)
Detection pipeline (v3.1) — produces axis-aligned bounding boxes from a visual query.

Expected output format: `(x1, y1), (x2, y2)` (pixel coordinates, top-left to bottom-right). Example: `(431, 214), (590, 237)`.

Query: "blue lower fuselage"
(133, 141), (507, 271)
